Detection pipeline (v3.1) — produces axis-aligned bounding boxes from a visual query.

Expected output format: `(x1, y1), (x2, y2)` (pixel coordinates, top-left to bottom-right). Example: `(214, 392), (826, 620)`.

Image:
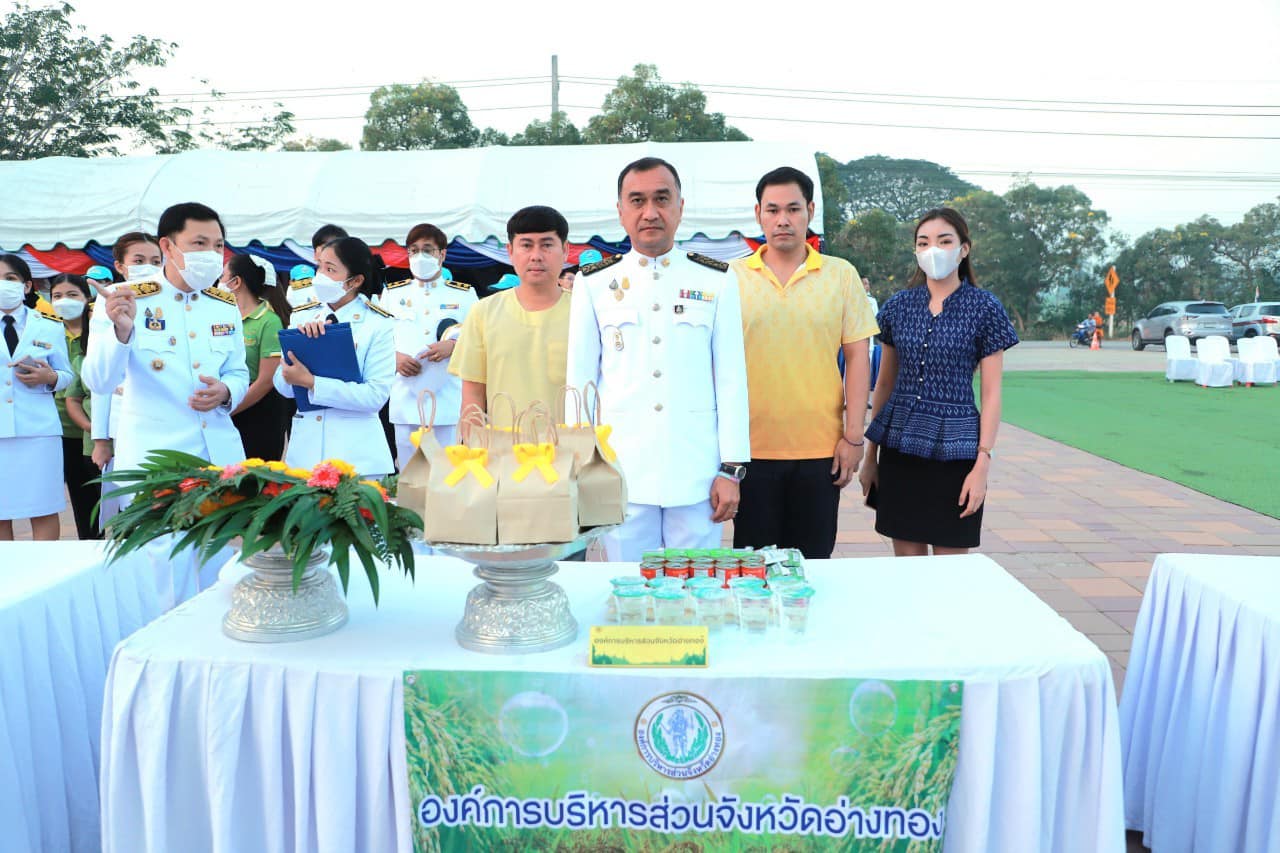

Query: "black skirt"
(870, 445), (983, 548)
(232, 391), (286, 462)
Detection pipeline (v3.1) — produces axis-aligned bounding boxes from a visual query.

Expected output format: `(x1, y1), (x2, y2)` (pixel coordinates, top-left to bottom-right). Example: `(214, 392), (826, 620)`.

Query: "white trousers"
(143, 534), (227, 611)
(394, 423), (456, 472)
(603, 501), (723, 562)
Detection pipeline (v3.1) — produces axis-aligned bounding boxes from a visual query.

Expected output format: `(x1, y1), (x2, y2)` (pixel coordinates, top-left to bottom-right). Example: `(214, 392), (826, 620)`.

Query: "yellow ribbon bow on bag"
(513, 443), (560, 484)
(594, 425), (618, 463)
(443, 445), (495, 488)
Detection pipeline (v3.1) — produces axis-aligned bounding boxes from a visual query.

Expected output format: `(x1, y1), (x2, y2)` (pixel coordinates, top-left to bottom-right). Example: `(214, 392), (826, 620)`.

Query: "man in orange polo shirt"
(731, 166), (878, 558)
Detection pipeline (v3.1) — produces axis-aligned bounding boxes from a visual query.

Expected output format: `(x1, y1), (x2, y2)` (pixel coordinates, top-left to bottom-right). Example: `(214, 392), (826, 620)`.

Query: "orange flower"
(318, 496), (333, 508)
(262, 481), (291, 498)
(220, 493), (246, 507)
(360, 479), (390, 502)
(359, 507), (374, 522)
(178, 477), (205, 493)
(153, 488), (176, 498)
(198, 498), (221, 516)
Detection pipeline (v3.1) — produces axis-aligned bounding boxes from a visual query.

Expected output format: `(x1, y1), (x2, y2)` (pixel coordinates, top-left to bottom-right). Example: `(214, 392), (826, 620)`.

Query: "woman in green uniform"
(223, 254), (290, 461)
(49, 273), (100, 539)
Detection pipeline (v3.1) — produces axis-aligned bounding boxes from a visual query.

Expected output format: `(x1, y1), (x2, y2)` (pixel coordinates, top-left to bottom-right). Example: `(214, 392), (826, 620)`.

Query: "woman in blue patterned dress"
(859, 208), (1018, 554)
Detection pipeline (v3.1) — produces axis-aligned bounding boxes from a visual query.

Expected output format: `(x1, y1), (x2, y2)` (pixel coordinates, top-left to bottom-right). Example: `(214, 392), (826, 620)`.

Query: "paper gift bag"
(396, 390), (442, 524)
(422, 410), (499, 545)
(573, 382), (627, 527)
(497, 404), (580, 544)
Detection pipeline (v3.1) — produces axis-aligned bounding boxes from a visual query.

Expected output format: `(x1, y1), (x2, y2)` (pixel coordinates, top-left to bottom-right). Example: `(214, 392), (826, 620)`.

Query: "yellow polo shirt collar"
(745, 244), (824, 288)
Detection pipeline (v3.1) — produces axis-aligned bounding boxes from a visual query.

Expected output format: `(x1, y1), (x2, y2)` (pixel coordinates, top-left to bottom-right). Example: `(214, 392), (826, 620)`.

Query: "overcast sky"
(69, 0), (1280, 240)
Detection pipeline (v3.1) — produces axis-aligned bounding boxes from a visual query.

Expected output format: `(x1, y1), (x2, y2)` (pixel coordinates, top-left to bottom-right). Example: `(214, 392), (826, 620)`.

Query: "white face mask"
(409, 254), (441, 282)
(312, 272), (350, 306)
(171, 249), (224, 290)
(915, 245), (964, 281)
(0, 280), (25, 310)
(53, 297), (86, 320)
(126, 263), (161, 281)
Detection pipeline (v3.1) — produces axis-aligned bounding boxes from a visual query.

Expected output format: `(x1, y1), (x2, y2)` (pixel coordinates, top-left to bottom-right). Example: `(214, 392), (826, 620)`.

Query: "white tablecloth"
(100, 554), (1125, 853)
(1120, 554), (1280, 852)
(0, 541), (171, 853)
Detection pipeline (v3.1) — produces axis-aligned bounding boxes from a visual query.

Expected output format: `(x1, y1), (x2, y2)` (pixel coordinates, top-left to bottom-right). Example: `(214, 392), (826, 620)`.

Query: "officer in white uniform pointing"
(82, 202), (250, 606)
(566, 157), (750, 560)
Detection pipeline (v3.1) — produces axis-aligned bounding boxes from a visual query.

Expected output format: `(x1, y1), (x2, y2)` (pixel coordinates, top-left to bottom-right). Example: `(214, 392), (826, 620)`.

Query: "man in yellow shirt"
(450, 206), (572, 427)
(731, 167), (879, 558)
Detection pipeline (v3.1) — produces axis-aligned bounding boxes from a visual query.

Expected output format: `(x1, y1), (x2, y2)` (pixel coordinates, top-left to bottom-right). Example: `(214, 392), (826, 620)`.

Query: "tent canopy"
(0, 142), (824, 250)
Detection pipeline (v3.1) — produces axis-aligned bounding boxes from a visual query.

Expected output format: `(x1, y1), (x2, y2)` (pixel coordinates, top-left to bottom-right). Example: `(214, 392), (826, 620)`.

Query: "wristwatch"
(718, 463), (747, 482)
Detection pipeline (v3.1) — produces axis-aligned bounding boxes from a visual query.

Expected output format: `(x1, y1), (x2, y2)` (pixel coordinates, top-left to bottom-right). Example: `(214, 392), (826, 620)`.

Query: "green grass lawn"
(1000, 371), (1279, 518)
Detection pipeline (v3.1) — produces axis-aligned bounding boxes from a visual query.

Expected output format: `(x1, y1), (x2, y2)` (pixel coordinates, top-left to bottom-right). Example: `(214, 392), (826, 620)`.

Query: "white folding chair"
(1164, 335), (1197, 382)
(1232, 336), (1253, 383)
(1195, 335), (1234, 387)
(1239, 336), (1278, 386)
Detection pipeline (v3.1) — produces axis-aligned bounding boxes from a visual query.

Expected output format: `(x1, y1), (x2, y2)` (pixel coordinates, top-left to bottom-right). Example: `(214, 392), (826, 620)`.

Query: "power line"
(151, 76), (551, 99)
(162, 104), (551, 128)
(154, 79), (552, 107)
(560, 75), (1280, 111)
(558, 104), (1279, 141)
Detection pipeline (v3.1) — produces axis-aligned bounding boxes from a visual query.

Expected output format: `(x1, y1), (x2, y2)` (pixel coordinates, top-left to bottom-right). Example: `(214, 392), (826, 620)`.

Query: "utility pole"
(551, 54), (559, 123)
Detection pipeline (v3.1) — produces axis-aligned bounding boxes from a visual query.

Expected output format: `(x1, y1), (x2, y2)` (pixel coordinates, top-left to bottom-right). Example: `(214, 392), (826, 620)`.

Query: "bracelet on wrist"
(840, 436), (865, 448)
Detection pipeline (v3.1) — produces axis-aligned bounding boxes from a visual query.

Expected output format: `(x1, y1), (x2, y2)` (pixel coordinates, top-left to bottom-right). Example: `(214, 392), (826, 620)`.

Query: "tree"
(0, 2), (189, 159)
(476, 127), (510, 146)
(583, 64), (749, 144)
(830, 208), (913, 298)
(1210, 200), (1280, 302)
(835, 156), (978, 222)
(361, 81), (479, 150)
(950, 190), (1042, 331)
(1002, 182), (1110, 293)
(510, 112), (582, 146)
(1113, 222), (1222, 318)
(282, 136), (351, 152)
(815, 152), (851, 242)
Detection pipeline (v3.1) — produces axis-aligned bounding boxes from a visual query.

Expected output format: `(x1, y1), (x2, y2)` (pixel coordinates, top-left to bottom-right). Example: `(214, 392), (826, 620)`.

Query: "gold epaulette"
(289, 278), (313, 290)
(580, 254), (623, 276)
(37, 305), (62, 322)
(128, 281), (162, 298)
(687, 252), (729, 272)
(445, 280), (472, 291)
(201, 286), (236, 305)
(384, 278), (412, 290)
(293, 300), (321, 312)
(367, 302), (394, 318)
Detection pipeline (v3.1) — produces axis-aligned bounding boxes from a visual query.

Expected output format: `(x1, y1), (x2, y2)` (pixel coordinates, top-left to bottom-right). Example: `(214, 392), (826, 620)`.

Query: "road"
(1006, 340), (1175, 372)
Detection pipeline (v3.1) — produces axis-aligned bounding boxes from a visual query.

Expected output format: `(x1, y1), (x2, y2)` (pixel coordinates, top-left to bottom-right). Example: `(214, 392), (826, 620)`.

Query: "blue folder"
(277, 322), (362, 412)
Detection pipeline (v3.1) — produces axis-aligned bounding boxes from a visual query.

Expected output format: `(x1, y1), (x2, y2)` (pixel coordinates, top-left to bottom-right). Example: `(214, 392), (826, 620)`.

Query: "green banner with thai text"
(403, 671), (962, 852)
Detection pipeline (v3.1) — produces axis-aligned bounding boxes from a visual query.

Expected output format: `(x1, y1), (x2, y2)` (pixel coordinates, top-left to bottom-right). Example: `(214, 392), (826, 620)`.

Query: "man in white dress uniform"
(565, 157), (750, 560)
(83, 202), (250, 606)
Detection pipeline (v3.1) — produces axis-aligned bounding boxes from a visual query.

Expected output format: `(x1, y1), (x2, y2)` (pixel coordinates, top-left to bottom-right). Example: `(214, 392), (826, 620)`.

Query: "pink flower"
(220, 464), (246, 481)
(307, 463), (343, 489)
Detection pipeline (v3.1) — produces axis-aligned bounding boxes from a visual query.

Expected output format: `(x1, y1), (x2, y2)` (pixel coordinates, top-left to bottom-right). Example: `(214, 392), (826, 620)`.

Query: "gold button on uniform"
(151, 359), (164, 370)
(654, 403), (663, 412)
(192, 362), (200, 369)
(315, 415), (322, 422)
(189, 331), (196, 339)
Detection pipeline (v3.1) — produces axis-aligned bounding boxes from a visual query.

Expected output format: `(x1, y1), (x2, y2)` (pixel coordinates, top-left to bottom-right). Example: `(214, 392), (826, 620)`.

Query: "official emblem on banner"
(634, 691), (724, 779)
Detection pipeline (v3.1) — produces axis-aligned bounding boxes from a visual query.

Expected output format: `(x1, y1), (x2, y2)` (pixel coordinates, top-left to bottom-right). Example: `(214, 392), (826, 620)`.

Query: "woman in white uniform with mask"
(274, 237), (396, 478)
(0, 254), (74, 540)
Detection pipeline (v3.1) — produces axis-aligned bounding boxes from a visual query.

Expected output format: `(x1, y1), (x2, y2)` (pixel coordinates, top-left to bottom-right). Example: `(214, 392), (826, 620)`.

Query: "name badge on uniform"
(440, 303), (459, 310)
(32, 339), (52, 349)
(674, 305), (685, 315)
(144, 307), (165, 330)
(679, 289), (715, 303)
(613, 329), (624, 351)
(211, 323), (236, 337)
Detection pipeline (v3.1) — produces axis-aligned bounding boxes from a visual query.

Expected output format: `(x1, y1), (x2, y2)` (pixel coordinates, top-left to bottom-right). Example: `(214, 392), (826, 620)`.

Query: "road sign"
(1105, 297), (1117, 315)
(1105, 266), (1120, 295)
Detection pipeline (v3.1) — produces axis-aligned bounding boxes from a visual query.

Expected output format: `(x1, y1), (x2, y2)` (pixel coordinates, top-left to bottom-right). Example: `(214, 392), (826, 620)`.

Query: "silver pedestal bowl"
(429, 525), (616, 654)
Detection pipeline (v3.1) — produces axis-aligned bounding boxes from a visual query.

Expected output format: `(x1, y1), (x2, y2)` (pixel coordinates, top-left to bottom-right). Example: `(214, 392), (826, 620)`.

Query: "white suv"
(1131, 301), (1233, 350)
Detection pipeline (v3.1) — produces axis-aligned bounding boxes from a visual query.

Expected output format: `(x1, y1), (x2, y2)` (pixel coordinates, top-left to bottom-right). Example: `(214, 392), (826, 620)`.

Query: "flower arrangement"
(100, 450), (422, 602)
